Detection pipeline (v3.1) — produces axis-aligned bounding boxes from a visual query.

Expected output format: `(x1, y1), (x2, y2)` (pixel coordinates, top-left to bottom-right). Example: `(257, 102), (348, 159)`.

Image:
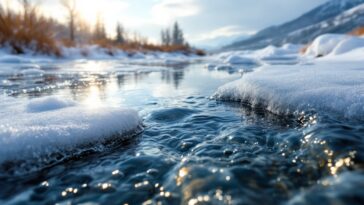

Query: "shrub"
(0, 6), (61, 56)
(349, 27), (364, 36)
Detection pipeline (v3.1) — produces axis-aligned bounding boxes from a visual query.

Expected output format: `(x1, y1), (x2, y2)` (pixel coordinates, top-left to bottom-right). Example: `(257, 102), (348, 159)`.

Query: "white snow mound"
(305, 34), (364, 57)
(0, 96), (142, 164)
(305, 34), (349, 56)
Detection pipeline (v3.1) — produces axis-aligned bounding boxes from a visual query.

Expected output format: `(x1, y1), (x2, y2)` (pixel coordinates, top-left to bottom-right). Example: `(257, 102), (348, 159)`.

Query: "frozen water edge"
(214, 61), (364, 119)
(0, 47), (200, 67)
(0, 96), (142, 174)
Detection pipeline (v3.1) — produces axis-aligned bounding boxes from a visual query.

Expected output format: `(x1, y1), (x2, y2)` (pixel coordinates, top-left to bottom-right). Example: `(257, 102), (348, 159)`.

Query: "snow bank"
(305, 34), (364, 57)
(214, 61), (364, 119)
(254, 44), (301, 60)
(60, 46), (197, 65)
(0, 96), (142, 166)
(305, 34), (348, 56)
(207, 44), (302, 72)
(0, 46), (196, 66)
(212, 36), (364, 117)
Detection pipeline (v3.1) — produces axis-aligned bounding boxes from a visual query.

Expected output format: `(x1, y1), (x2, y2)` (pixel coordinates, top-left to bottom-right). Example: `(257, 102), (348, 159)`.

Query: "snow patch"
(0, 96), (142, 166)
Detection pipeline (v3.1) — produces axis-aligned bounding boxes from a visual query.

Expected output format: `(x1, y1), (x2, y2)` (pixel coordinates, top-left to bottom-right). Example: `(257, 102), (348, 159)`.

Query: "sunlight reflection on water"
(0, 60), (363, 205)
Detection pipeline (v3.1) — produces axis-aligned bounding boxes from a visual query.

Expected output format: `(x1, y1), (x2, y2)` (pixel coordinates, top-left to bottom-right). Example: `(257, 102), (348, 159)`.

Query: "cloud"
(151, 0), (201, 25)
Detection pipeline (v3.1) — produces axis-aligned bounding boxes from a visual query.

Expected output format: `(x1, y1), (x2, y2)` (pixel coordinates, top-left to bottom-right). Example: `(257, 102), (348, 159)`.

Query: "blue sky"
(2, 0), (329, 46)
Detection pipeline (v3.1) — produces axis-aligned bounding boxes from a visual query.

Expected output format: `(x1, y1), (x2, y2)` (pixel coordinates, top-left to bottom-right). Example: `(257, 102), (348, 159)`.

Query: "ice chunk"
(0, 96), (142, 165)
(214, 62), (364, 119)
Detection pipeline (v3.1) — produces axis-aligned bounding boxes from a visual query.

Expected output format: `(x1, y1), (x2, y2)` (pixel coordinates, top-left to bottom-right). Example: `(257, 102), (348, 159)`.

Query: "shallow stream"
(0, 60), (363, 205)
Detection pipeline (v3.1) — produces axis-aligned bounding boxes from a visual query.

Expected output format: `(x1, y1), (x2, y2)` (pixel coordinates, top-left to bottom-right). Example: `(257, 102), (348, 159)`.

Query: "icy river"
(0, 58), (363, 205)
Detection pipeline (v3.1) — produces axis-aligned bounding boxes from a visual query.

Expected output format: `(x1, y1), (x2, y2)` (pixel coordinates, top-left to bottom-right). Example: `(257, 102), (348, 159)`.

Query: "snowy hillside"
(226, 0), (364, 50)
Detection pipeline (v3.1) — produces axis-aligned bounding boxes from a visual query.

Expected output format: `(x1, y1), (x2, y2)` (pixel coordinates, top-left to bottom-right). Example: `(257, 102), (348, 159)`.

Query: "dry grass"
(0, 7), (61, 56)
(300, 43), (311, 54)
(349, 27), (364, 36)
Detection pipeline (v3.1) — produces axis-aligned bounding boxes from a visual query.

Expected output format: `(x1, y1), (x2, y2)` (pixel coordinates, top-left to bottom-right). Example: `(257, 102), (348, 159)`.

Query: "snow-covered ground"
(0, 45), (198, 67)
(0, 96), (142, 169)
(213, 34), (364, 119)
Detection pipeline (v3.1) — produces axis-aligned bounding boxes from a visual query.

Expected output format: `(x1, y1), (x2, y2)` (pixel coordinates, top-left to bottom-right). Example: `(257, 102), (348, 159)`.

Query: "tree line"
(161, 22), (186, 46)
(0, 0), (203, 56)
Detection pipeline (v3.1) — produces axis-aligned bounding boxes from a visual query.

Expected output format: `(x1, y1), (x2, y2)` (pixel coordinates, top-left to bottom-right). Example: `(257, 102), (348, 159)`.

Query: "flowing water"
(0, 60), (363, 205)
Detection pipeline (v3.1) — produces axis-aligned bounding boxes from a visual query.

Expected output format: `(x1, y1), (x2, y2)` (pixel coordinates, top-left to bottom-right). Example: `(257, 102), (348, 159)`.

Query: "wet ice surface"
(0, 59), (364, 205)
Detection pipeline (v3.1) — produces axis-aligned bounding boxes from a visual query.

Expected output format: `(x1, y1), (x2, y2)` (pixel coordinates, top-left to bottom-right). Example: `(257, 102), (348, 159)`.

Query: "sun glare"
(75, 0), (129, 34)
(76, 0), (105, 24)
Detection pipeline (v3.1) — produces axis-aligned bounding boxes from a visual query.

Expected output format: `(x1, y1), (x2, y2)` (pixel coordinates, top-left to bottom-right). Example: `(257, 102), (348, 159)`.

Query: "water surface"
(0, 60), (363, 205)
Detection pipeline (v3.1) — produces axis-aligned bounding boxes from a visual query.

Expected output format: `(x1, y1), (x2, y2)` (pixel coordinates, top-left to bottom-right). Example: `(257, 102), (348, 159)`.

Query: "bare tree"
(61, 0), (77, 42)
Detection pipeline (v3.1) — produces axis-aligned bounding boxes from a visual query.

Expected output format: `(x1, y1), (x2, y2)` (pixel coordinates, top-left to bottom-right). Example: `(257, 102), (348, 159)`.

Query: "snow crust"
(214, 61), (364, 119)
(0, 96), (142, 164)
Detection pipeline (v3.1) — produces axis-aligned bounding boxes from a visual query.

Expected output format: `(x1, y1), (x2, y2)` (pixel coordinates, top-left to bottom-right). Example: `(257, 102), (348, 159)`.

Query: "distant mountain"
(225, 0), (364, 50)
(195, 35), (250, 51)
